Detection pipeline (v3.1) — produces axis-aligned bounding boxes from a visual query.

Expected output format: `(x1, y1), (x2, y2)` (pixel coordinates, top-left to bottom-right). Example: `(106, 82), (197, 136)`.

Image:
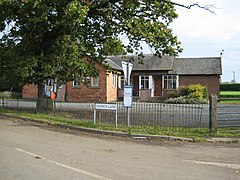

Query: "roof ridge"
(176, 57), (221, 59)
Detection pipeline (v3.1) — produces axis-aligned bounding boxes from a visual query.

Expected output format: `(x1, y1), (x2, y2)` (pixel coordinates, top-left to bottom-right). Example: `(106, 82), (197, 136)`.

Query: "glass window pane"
(91, 76), (99, 87)
(163, 75), (178, 90)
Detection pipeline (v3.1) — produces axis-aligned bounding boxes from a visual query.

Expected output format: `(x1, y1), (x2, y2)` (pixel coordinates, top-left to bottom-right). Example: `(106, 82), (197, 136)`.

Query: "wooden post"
(209, 95), (218, 134)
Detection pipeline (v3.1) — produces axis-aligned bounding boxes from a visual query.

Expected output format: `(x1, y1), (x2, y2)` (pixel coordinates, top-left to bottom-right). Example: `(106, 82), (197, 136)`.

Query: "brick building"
(22, 55), (222, 102)
(22, 58), (122, 102)
(110, 55), (222, 101)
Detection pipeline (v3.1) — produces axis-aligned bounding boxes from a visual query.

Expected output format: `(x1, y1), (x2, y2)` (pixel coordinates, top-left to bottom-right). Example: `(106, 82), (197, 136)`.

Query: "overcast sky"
(169, 0), (240, 83)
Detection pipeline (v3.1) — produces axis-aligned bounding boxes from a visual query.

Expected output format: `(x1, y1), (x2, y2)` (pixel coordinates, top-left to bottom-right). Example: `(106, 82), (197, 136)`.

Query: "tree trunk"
(36, 82), (53, 113)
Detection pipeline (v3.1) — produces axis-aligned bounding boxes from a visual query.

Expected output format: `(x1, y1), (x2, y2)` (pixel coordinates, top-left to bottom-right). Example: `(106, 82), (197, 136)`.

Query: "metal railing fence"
(0, 97), (210, 132)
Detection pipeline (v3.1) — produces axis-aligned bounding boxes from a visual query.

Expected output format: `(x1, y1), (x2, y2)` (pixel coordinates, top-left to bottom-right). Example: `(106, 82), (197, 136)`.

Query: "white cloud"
(170, 0), (240, 82)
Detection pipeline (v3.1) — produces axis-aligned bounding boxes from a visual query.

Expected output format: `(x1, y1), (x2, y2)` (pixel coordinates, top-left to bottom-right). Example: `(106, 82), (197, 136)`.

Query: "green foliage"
(179, 86), (189, 96)
(0, 91), (22, 99)
(164, 84), (208, 104)
(164, 96), (208, 104)
(220, 83), (240, 91)
(102, 37), (127, 56)
(0, 0), (182, 87)
(188, 84), (208, 101)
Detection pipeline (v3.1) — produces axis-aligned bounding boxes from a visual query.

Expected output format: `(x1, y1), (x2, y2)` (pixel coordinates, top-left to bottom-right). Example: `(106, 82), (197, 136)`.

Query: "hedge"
(220, 83), (240, 91)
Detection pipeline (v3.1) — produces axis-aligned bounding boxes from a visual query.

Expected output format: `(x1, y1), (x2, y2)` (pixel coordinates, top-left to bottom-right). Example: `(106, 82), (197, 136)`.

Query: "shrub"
(164, 84), (208, 104)
(0, 91), (22, 99)
(188, 84), (208, 101)
(179, 86), (189, 96)
(220, 83), (240, 91)
(164, 96), (208, 104)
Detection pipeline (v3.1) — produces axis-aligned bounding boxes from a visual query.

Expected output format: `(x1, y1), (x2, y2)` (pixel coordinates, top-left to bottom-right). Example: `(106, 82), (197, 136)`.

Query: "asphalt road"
(0, 116), (240, 180)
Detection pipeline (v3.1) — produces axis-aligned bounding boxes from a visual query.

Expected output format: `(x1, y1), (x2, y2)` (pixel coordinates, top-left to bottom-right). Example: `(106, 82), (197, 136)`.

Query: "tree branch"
(167, 1), (216, 14)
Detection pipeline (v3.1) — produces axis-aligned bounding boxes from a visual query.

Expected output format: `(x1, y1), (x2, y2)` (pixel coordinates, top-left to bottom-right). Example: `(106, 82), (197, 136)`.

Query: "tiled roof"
(104, 59), (122, 71)
(106, 55), (222, 75)
(107, 55), (174, 71)
(171, 57), (222, 75)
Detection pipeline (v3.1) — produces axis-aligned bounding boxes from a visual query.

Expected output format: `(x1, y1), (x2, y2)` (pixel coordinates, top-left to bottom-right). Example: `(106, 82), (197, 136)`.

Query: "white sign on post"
(94, 103), (118, 127)
(95, 103), (117, 110)
(121, 61), (133, 85)
(123, 85), (132, 107)
(122, 61), (133, 126)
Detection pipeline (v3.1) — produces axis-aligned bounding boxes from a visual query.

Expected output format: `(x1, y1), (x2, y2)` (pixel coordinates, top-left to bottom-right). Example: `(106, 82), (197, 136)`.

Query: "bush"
(179, 86), (189, 96)
(188, 84), (208, 101)
(164, 96), (208, 104)
(220, 83), (240, 91)
(0, 91), (22, 99)
(164, 84), (208, 104)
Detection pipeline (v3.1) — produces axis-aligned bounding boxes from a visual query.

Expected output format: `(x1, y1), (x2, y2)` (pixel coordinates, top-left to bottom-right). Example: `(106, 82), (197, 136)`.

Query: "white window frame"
(73, 76), (80, 88)
(163, 75), (179, 90)
(91, 76), (99, 87)
(139, 75), (152, 89)
(118, 75), (125, 89)
(112, 74), (117, 87)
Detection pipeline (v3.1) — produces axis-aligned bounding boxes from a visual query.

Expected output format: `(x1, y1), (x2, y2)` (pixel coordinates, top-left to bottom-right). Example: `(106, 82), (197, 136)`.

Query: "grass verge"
(220, 91), (240, 104)
(0, 108), (239, 141)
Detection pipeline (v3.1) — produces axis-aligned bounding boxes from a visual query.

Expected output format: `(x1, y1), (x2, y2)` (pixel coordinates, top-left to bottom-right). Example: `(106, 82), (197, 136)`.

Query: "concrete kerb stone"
(204, 137), (240, 143)
(1, 114), (239, 143)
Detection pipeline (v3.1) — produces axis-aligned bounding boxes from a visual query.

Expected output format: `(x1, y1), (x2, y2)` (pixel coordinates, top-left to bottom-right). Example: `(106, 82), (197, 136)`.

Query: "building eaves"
(104, 58), (123, 71)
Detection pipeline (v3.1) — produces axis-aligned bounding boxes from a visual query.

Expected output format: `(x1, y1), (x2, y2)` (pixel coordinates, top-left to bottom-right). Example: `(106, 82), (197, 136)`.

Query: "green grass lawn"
(220, 91), (240, 96)
(1, 108), (239, 141)
(220, 91), (240, 104)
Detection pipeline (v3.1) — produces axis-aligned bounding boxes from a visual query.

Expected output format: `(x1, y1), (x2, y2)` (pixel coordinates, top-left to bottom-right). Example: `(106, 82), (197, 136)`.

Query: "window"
(140, 76), (149, 89)
(82, 76), (91, 84)
(118, 75), (125, 89)
(73, 76), (80, 87)
(163, 75), (178, 90)
(91, 76), (99, 87)
(112, 74), (117, 87)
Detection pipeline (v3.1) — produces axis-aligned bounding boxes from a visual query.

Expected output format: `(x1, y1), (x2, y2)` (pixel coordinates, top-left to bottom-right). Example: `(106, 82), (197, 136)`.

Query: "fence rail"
(217, 104), (240, 127)
(0, 98), (211, 132)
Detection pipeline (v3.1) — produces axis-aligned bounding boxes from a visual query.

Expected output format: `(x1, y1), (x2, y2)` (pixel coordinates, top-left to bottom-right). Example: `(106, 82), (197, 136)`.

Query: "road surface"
(0, 116), (239, 180)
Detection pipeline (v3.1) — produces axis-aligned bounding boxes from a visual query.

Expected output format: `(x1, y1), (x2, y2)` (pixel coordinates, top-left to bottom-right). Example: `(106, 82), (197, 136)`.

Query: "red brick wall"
(65, 64), (108, 103)
(22, 84), (38, 100)
(22, 84), (66, 101)
(179, 75), (221, 96)
(152, 75), (220, 98)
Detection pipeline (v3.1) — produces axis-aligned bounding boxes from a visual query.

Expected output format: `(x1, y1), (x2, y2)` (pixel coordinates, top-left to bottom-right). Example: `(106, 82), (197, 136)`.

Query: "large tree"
(0, 0), (204, 111)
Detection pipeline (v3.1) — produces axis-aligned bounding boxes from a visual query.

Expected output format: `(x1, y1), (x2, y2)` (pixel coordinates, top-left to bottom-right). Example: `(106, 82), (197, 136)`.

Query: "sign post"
(94, 103), (118, 127)
(121, 61), (133, 126)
